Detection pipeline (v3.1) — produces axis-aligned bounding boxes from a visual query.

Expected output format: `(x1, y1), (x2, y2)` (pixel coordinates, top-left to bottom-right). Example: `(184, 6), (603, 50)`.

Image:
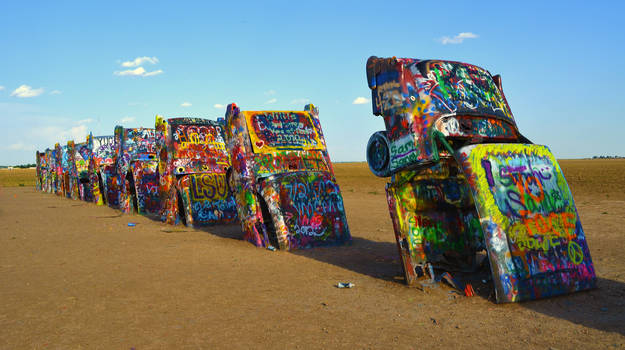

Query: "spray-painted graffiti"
(156, 116), (237, 227)
(253, 151), (330, 176)
(263, 172), (349, 248)
(245, 111), (323, 152)
(225, 103), (350, 250)
(436, 116), (518, 140)
(113, 126), (159, 216)
(366, 56), (518, 172)
(89, 135), (116, 205)
(365, 56), (595, 302)
(457, 144), (596, 302)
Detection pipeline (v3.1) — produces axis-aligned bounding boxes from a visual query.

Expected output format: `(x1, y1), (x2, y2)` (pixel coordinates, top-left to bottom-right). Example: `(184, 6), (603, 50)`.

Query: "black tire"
(366, 131), (391, 177)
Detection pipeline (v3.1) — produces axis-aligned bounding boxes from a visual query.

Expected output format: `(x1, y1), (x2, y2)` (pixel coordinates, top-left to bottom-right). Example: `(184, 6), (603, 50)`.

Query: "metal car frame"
(155, 116), (237, 227)
(365, 56), (595, 302)
(113, 126), (159, 216)
(224, 103), (351, 250)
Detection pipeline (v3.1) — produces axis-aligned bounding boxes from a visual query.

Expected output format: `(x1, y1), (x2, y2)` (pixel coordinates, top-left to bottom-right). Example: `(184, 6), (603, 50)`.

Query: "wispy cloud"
(50, 90), (62, 95)
(214, 103), (225, 109)
(439, 32), (478, 45)
(121, 56), (159, 68)
(76, 118), (94, 124)
(143, 69), (163, 77)
(264, 89), (276, 96)
(10, 85), (44, 98)
(180, 102), (192, 107)
(265, 98), (277, 104)
(290, 98), (310, 105)
(114, 67), (163, 77)
(0, 86), (5, 91)
(352, 96), (369, 105)
(118, 116), (136, 124)
(7, 142), (36, 151)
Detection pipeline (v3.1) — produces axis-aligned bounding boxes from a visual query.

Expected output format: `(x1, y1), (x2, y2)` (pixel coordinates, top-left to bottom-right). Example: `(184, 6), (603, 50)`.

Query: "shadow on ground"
(521, 278), (625, 336)
(292, 237), (625, 336)
(292, 237), (404, 283)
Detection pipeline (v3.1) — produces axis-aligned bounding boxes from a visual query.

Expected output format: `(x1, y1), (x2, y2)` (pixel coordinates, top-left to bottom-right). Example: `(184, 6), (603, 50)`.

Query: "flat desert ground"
(1, 160), (624, 349)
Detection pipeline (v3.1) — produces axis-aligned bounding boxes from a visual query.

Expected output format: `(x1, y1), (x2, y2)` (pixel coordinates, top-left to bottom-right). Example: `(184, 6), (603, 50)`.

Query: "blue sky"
(1, 1), (624, 165)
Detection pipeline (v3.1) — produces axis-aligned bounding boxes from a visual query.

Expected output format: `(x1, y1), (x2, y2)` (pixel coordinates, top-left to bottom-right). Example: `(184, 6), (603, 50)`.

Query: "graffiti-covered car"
(86, 134), (116, 206)
(365, 56), (596, 302)
(155, 116), (237, 227)
(44, 148), (57, 193)
(224, 103), (350, 250)
(67, 140), (94, 201)
(53, 142), (71, 197)
(35, 150), (44, 191)
(113, 126), (159, 216)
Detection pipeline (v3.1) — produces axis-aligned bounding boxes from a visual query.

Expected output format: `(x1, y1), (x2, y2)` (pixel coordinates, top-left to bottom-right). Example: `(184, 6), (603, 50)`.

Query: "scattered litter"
(336, 282), (355, 288)
(127, 223), (136, 227)
(267, 245), (276, 251)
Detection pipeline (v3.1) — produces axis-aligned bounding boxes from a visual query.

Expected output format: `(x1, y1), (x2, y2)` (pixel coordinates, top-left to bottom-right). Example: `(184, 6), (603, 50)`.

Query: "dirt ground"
(1, 160), (624, 349)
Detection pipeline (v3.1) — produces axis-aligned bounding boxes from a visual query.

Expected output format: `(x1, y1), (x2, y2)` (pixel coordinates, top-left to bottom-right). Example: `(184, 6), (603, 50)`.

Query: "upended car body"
(224, 103), (351, 250)
(66, 140), (91, 201)
(54, 142), (71, 198)
(365, 56), (595, 302)
(87, 134), (117, 206)
(113, 126), (160, 216)
(155, 116), (237, 227)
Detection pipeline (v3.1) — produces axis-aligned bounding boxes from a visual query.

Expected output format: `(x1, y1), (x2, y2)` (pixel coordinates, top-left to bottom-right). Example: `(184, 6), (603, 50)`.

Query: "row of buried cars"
(35, 104), (350, 251)
(34, 57), (596, 303)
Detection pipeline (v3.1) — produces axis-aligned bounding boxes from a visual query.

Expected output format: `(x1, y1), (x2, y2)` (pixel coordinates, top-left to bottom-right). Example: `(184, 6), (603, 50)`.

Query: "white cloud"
(118, 116), (135, 124)
(50, 90), (62, 95)
(352, 96), (369, 105)
(7, 142), (35, 151)
(265, 98), (277, 104)
(76, 118), (94, 124)
(0, 86), (5, 91)
(10, 85), (44, 98)
(290, 98), (310, 105)
(214, 104), (225, 109)
(265, 89), (276, 96)
(143, 69), (163, 77)
(121, 56), (159, 67)
(66, 124), (89, 142)
(439, 32), (478, 45)
(114, 67), (163, 77)
(181, 101), (192, 107)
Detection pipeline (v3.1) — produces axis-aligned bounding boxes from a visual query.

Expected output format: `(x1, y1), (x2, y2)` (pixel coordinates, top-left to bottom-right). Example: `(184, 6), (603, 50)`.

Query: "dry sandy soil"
(1, 161), (624, 349)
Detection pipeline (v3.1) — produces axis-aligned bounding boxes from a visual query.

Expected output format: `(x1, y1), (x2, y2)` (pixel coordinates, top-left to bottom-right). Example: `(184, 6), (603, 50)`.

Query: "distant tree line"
(4, 164), (37, 168)
(592, 156), (624, 159)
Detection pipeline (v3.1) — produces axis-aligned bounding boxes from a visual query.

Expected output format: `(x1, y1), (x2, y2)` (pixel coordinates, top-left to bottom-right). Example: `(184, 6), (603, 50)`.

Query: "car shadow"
(195, 222), (245, 241)
(292, 237), (404, 283)
(520, 278), (625, 336)
(292, 237), (625, 336)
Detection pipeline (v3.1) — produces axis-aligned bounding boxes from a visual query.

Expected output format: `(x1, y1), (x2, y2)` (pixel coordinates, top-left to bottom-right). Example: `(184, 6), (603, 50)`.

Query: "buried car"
(155, 116), (237, 227)
(86, 134), (116, 206)
(224, 103), (350, 250)
(54, 142), (71, 198)
(365, 56), (596, 302)
(113, 126), (160, 216)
